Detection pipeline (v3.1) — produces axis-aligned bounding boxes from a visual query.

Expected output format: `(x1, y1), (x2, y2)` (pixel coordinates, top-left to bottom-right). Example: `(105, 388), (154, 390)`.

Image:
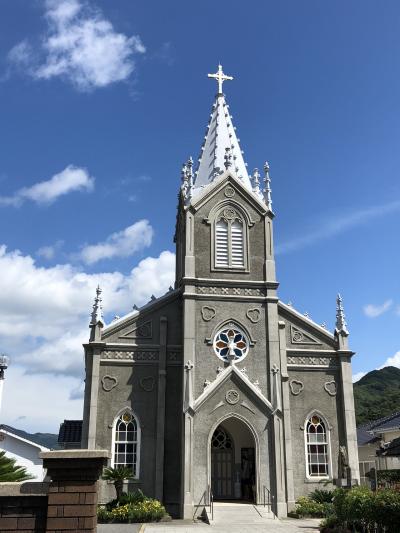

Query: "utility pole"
(0, 355), (9, 416)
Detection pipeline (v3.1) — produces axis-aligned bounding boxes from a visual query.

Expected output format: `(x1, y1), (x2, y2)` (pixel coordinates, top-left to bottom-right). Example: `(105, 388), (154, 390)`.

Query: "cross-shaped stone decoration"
(184, 360), (194, 371)
(208, 64), (233, 94)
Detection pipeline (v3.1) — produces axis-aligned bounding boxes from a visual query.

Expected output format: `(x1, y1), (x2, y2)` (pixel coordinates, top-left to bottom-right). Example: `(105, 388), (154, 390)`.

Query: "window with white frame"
(215, 208), (244, 268)
(113, 411), (139, 477)
(305, 414), (330, 478)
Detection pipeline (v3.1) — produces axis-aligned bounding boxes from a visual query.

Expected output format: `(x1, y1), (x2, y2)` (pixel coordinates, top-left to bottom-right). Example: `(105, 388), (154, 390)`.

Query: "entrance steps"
(205, 501), (275, 525)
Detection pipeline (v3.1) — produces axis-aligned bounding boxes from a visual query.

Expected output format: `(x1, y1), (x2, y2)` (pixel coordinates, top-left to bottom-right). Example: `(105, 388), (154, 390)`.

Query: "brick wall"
(46, 481), (97, 533)
(0, 450), (109, 533)
(0, 495), (47, 532)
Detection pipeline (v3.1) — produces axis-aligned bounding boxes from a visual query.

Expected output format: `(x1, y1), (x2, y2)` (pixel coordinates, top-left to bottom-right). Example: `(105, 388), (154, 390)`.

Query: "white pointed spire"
(192, 65), (252, 196)
(251, 168), (263, 201)
(90, 285), (104, 326)
(335, 293), (349, 335)
(263, 161), (272, 211)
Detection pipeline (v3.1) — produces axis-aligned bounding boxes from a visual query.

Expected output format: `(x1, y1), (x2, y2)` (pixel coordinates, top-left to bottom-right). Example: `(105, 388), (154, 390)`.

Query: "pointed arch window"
(305, 414), (331, 479)
(214, 207), (245, 269)
(112, 410), (140, 478)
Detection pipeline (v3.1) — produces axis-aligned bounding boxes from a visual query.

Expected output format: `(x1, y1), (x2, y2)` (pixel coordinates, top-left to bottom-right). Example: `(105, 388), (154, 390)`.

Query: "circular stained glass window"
(213, 326), (249, 362)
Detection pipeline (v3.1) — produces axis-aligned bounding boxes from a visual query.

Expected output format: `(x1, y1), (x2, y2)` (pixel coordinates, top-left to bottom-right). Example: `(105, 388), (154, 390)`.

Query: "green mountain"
(2, 425), (60, 449)
(354, 366), (400, 425)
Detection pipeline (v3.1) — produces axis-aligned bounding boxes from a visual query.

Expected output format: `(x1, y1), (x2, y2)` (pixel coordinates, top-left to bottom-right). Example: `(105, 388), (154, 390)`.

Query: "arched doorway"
(210, 417), (256, 502)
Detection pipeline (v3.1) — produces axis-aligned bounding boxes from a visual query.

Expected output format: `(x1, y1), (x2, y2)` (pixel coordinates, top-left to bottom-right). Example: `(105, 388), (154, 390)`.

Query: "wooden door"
(211, 426), (234, 499)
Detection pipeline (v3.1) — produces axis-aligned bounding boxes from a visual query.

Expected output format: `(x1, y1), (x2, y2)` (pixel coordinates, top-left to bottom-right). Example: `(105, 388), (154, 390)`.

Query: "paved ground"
(98, 517), (321, 532)
(143, 517), (321, 532)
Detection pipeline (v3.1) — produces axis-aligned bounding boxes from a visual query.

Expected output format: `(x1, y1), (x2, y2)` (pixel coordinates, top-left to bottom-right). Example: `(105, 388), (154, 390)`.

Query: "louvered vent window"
(214, 209), (245, 269)
(216, 220), (229, 266)
(231, 220), (244, 267)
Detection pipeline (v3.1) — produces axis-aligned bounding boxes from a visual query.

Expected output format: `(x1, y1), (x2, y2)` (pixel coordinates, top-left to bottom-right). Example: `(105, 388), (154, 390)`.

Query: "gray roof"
(58, 420), (82, 444)
(357, 411), (400, 446)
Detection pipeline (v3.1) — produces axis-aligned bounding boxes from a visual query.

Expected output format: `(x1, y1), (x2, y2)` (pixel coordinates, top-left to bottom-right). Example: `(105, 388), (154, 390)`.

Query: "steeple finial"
(224, 147), (233, 169)
(263, 161), (272, 211)
(251, 168), (263, 199)
(90, 285), (104, 326)
(208, 64), (233, 95)
(181, 157), (194, 205)
(335, 293), (349, 335)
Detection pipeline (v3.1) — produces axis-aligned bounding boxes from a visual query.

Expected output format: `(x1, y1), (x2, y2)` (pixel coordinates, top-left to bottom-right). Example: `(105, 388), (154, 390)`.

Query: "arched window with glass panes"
(214, 207), (246, 269)
(305, 413), (331, 479)
(112, 410), (140, 478)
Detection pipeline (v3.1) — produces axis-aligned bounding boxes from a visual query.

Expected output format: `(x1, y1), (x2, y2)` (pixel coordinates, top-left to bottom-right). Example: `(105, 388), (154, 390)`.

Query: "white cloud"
(276, 200), (400, 255)
(37, 240), (64, 260)
(0, 166), (94, 207)
(8, 0), (145, 91)
(0, 244), (175, 431)
(352, 371), (366, 383)
(1, 366), (83, 434)
(79, 220), (153, 264)
(363, 299), (393, 318)
(378, 351), (400, 370)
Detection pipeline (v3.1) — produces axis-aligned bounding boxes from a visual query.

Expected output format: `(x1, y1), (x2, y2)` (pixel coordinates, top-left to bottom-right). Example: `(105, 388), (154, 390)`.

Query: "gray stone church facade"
(81, 66), (359, 518)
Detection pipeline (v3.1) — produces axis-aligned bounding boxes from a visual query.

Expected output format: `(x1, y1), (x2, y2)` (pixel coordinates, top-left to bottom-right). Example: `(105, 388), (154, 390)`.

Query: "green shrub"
(309, 489), (335, 504)
(372, 488), (400, 533)
(330, 486), (400, 533)
(119, 490), (146, 505)
(97, 494), (167, 523)
(295, 496), (326, 517)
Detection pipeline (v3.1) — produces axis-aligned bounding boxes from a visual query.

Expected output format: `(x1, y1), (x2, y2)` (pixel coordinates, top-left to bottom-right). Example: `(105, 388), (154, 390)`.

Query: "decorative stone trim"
(139, 376), (155, 392)
(101, 375), (118, 392)
(225, 390), (240, 405)
(201, 305), (216, 321)
(289, 379), (304, 396)
(287, 355), (337, 367)
(291, 325), (322, 345)
(119, 320), (153, 340)
(196, 286), (266, 296)
(240, 401), (256, 414)
(167, 351), (181, 362)
(324, 380), (338, 396)
(224, 185), (235, 198)
(246, 307), (261, 323)
(102, 351), (158, 361)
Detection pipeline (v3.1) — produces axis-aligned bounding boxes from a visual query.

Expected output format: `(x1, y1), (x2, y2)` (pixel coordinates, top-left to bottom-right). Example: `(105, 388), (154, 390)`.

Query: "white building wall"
(0, 433), (46, 481)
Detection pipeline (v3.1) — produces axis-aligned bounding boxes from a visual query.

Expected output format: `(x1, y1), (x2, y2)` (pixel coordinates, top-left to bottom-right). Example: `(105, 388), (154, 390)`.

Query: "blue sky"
(0, 0), (399, 433)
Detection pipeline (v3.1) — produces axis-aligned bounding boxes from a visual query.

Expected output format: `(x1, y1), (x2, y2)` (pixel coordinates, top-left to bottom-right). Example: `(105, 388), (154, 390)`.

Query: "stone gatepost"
(40, 450), (109, 533)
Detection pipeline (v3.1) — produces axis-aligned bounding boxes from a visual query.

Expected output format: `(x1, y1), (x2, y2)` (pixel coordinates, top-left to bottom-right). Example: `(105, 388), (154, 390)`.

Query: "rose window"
(213, 326), (249, 362)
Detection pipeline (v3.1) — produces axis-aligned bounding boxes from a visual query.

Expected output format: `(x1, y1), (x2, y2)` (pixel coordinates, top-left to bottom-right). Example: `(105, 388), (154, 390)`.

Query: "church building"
(81, 65), (359, 518)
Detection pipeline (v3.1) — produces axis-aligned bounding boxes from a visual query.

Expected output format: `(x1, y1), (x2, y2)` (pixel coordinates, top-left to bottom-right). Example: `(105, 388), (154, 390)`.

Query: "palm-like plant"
(102, 466), (134, 500)
(0, 450), (33, 482)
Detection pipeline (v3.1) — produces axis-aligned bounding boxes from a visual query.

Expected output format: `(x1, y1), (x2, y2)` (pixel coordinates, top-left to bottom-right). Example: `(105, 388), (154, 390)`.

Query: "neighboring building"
(81, 65), (360, 518)
(58, 420), (82, 449)
(357, 412), (400, 485)
(0, 424), (49, 481)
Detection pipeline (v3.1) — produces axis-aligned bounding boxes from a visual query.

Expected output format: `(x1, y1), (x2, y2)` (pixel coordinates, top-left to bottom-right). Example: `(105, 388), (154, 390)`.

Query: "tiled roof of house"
(58, 420), (82, 445)
(357, 411), (400, 446)
(378, 436), (400, 456)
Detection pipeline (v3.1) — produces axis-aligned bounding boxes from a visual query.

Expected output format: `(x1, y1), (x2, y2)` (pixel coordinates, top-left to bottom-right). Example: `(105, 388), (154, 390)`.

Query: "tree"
(102, 466), (134, 500)
(0, 451), (33, 482)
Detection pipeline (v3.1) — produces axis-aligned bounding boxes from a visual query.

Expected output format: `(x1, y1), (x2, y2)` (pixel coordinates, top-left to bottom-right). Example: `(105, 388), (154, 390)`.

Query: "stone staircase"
(205, 501), (275, 525)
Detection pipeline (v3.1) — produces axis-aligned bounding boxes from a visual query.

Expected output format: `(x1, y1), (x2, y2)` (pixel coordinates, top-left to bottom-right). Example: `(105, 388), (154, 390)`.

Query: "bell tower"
(176, 66), (286, 518)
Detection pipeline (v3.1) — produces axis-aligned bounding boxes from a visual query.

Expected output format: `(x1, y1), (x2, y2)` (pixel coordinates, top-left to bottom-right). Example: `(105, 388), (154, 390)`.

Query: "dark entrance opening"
(211, 419), (256, 501)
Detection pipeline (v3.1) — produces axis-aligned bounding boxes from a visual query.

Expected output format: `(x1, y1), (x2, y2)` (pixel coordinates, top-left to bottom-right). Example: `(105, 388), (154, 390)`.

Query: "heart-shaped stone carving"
(246, 308), (261, 323)
(140, 376), (155, 392)
(201, 306), (216, 322)
(102, 376), (118, 392)
(324, 380), (337, 396)
(289, 379), (304, 396)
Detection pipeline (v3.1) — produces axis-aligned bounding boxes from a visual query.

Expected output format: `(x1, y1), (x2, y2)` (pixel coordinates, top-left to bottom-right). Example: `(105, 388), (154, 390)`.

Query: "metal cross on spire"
(208, 64), (233, 94)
